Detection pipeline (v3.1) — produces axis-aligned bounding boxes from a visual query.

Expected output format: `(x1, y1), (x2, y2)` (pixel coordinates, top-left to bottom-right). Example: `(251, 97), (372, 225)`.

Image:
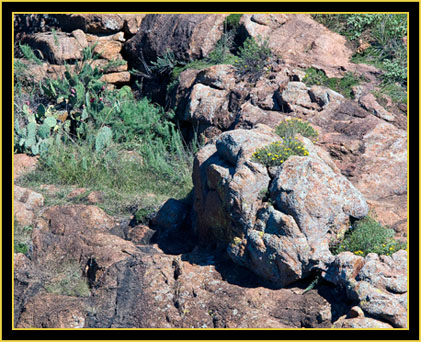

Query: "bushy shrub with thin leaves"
(275, 118), (318, 142)
(252, 138), (309, 167)
(234, 36), (272, 82)
(330, 216), (407, 257)
(150, 49), (179, 75)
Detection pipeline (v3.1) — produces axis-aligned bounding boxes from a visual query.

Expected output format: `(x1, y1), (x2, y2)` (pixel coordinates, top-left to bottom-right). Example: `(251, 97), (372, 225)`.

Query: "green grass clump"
(44, 259), (91, 297)
(14, 220), (33, 255)
(18, 133), (194, 218)
(252, 138), (309, 167)
(302, 68), (362, 99)
(224, 14), (243, 30)
(330, 216), (407, 257)
(275, 118), (318, 142)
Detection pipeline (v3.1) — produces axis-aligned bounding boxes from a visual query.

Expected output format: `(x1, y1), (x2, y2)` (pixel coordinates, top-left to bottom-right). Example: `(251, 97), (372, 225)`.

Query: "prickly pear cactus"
(95, 126), (112, 152)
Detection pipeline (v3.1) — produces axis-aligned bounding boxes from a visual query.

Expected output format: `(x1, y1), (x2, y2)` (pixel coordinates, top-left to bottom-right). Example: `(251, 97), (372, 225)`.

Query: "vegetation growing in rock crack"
(14, 219), (33, 255)
(252, 119), (316, 167)
(302, 68), (364, 99)
(234, 36), (273, 82)
(312, 14), (407, 105)
(252, 139), (309, 167)
(275, 118), (318, 142)
(330, 216), (407, 257)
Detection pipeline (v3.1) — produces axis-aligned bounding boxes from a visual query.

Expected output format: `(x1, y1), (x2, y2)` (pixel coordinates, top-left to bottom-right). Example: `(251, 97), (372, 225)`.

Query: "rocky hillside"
(13, 14), (408, 329)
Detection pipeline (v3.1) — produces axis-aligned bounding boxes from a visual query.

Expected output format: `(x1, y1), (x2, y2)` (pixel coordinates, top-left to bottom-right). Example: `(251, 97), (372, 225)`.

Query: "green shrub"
(330, 216), (407, 257)
(206, 31), (237, 65)
(151, 49), (179, 75)
(22, 127), (195, 217)
(381, 58), (407, 86)
(303, 68), (362, 99)
(14, 242), (28, 254)
(225, 14), (243, 30)
(133, 207), (156, 225)
(234, 36), (272, 82)
(375, 83), (407, 106)
(252, 138), (309, 167)
(40, 44), (124, 137)
(275, 118), (318, 142)
(95, 90), (181, 154)
(13, 220), (33, 255)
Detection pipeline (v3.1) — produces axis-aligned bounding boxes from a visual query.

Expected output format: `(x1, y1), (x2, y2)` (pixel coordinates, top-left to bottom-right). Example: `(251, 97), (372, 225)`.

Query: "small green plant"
(376, 83), (407, 106)
(133, 206), (156, 225)
(40, 44), (113, 136)
(206, 32), (237, 65)
(44, 259), (91, 297)
(14, 242), (28, 254)
(151, 49), (179, 75)
(330, 216), (407, 257)
(19, 43), (43, 65)
(303, 272), (322, 294)
(224, 14), (243, 30)
(252, 138), (309, 167)
(303, 68), (362, 99)
(381, 58), (407, 86)
(275, 118), (318, 142)
(234, 36), (272, 82)
(13, 220), (33, 255)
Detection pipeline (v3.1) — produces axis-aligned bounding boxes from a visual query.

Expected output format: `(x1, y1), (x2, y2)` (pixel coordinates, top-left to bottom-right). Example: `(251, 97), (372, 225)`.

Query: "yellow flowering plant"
(330, 216), (407, 257)
(252, 138), (309, 167)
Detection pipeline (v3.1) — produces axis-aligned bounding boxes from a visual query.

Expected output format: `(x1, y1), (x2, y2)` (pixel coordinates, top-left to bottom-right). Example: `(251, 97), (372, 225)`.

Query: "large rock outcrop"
(20, 29), (131, 86)
(124, 14), (227, 70)
(15, 203), (340, 329)
(55, 14), (145, 35)
(192, 125), (369, 287)
(239, 14), (353, 78)
(325, 250), (408, 328)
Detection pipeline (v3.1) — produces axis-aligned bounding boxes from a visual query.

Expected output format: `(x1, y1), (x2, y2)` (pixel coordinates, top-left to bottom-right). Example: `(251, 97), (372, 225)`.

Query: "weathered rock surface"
(359, 93), (396, 122)
(56, 14), (145, 35)
(325, 250), (408, 328)
(14, 186), (44, 226)
(15, 203), (340, 329)
(19, 28), (129, 85)
(309, 101), (407, 237)
(270, 156), (368, 243)
(239, 14), (352, 78)
(14, 154), (38, 180)
(192, 125), (279, 245)
(124, 14), (227, 70)
(192, 125), (369, 287)
(22, 31), (86, 64)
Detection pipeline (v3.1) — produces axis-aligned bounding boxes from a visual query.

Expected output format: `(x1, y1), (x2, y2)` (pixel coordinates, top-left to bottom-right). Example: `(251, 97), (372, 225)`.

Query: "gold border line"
(10, 10), (411, 333)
